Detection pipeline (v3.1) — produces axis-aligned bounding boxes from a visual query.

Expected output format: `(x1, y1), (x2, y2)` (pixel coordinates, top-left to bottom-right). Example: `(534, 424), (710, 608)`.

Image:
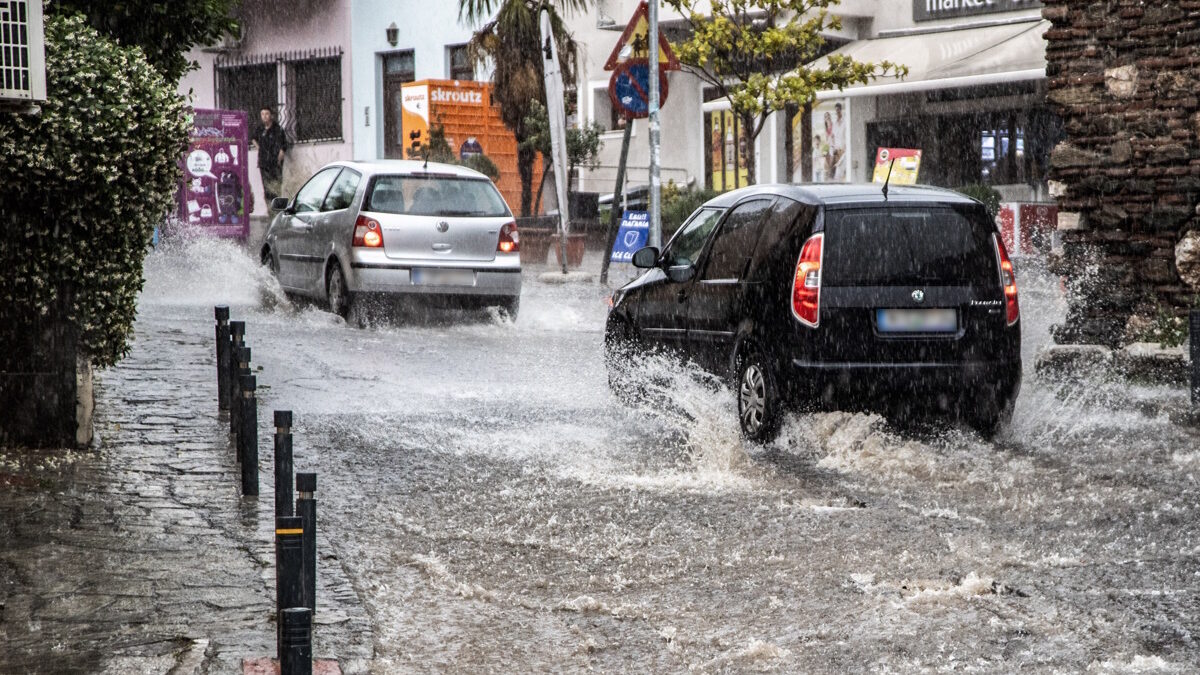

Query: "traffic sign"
(610, 210), (650, 262)
(603, 1), (680, 72)
(608, 60), (669, 120)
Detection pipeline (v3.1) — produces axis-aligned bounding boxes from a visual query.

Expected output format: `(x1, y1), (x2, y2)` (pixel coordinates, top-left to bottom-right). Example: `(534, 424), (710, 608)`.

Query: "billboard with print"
(176, 108), (250, 239)
(811, 99), (851, 183)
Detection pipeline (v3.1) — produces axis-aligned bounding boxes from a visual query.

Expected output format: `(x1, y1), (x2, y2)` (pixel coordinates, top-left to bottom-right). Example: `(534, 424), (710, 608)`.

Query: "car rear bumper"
(348, 261), (521, 297)
(785, 358), (1021, 402)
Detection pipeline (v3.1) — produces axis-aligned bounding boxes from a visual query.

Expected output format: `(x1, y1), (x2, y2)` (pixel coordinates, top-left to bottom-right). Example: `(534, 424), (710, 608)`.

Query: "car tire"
(604, 317), (642, 404)
(736, 348), (782, 442)
(262, 247), (279, 277)
(497, 296), (520, 321)
(326, 262), (353, 318)
(964, 393), (1014, 440)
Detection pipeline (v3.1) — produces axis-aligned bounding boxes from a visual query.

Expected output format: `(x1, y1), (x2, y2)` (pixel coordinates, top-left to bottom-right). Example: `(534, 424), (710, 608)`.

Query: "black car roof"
(703, 183), (980, 209)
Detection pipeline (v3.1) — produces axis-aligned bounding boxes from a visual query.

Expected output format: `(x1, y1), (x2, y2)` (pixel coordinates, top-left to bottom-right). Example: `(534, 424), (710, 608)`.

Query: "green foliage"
(410, 122), (457, 164)
(462, 0), (586, 215)
(662, 182), (720, 239)
(1138, 305), (1189, 349)
(0, 14), (189, 368)
(462, 153), (501, 181)
(956, 183), (1002, 219)
(520, 100), (605, 171)
(665, 0), (905, 181)
(48, 0), (239, 83)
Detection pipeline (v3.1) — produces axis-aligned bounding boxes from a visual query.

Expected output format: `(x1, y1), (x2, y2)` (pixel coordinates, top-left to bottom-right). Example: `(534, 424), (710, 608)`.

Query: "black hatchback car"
(604, 184), (1021, 440)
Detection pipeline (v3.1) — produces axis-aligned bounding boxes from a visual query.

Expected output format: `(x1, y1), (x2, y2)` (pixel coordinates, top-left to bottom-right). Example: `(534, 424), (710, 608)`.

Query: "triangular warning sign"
(603, 1), (681, 72)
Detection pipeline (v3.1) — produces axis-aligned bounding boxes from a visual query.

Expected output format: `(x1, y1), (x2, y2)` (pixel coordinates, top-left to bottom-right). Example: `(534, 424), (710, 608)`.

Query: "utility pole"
(647, 0), (662, 249)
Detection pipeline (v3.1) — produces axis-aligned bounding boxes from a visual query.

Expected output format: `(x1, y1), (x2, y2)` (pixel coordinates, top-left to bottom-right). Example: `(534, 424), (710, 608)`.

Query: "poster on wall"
(811, 99), (850, 183)
(872, 148), (922, 184)
(177, 108), (250, 239)
(709, 110), (749, 191)
(790, 108), (805, 183)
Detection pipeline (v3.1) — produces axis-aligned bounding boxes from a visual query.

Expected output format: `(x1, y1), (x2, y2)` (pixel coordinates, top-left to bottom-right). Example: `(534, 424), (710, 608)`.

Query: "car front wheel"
(737, 350), (782, 442)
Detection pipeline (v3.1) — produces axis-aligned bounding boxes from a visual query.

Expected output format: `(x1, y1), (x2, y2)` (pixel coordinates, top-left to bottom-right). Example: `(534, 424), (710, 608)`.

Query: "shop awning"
(811, 19), (1049, 100)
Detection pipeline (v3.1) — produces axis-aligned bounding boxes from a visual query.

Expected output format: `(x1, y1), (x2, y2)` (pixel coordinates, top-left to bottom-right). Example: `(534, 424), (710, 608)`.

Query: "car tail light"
(791, 233), (823, 327)
(353, 215), (383, 248)
(498, 221), (519, 253)
(994, 234), (1019, 325)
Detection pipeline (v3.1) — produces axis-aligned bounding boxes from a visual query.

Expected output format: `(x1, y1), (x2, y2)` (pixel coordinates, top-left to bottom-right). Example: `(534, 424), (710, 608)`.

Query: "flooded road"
(135, 238), (1198, 672)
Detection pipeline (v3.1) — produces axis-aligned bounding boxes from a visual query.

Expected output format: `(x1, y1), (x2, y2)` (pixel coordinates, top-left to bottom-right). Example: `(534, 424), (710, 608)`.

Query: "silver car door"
(283, 167), (341, 294)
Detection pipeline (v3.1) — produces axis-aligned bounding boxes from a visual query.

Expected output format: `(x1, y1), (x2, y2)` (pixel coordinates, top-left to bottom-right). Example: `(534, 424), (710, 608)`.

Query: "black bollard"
(274, 411), (294, 518)
(228, 321), (246, 411)
(240, 375), (259, 496)
(279, 607), (313, 675)
(275, 516), (306, 659)
(215, 306), (231, 410)
(231, 346), (251, 443)
(1191, 309), (1199, 408)
(296, 472), (317, 614)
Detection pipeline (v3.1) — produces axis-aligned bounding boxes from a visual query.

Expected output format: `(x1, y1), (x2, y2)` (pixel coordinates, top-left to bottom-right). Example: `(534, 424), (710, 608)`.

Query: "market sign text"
(914, 0), (1042, 22)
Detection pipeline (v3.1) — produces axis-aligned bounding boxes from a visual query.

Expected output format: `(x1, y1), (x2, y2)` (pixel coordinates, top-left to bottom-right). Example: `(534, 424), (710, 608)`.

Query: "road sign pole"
(600, 118), (634, 285)
(647, 0), (662, 249)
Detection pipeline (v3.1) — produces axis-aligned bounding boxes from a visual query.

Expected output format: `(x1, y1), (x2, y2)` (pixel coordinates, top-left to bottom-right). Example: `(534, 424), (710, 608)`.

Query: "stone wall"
(1043, 1), (1200, 346)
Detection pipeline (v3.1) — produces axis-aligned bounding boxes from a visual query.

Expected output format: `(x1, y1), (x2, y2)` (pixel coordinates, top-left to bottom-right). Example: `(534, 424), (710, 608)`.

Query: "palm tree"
(460, 0), (588, 217)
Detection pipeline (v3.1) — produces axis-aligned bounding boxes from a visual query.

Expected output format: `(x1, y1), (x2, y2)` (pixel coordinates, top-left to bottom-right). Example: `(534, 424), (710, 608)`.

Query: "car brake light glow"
(994, 234), (1019, 325)
(791, 234), (823, 327)
(353, 215), (383, 248)
(498, 221), (519, 254)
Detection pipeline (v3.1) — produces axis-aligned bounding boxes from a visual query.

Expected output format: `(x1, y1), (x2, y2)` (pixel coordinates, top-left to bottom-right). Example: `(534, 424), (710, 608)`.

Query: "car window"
(321, 169), (361, 212)
(700, 198), (773, 281)
(745, 198), (815, 282)
(664, 207), (724, 267)
(365, 175), (510, 217)
(823, 205), (998, 287)
(293, 167), (341, 214)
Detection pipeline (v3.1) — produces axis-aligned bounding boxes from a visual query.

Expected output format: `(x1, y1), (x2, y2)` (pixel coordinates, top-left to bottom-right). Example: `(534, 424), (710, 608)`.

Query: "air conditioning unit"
(0, 0), (47, 106)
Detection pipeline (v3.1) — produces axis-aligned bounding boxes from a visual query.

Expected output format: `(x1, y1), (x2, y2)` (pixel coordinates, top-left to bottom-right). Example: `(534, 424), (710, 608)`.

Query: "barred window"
(447, 44), (473, 82)
(216, 48), (343, 144)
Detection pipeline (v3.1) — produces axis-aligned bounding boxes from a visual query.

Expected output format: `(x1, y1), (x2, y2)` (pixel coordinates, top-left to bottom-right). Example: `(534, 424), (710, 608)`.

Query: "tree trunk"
(742, 111), (758, 185)
(517, 144), (536, 217)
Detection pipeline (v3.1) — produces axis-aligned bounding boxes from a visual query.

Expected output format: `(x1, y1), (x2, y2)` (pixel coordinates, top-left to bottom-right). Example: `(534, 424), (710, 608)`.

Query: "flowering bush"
(0, 14), (188, 369)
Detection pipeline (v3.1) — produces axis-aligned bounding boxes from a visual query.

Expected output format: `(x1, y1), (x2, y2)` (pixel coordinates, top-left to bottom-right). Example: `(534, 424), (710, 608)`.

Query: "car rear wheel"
(496, 296), (520, 321)
(326, 262), (353, 318)
(737, 349), (782, 442)
(964, 393), (1014, 439)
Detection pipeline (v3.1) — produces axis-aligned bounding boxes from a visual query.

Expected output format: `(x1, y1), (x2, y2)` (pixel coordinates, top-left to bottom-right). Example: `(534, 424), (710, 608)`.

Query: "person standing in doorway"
(251, 106), (290, 207)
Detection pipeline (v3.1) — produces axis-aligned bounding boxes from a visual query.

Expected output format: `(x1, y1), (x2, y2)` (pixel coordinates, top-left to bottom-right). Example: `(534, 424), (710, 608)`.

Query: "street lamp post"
(647, 0), (661, 249)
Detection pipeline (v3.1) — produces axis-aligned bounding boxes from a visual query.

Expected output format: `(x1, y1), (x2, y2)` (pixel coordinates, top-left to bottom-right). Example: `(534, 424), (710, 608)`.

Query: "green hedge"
(0, 14), (188, 369)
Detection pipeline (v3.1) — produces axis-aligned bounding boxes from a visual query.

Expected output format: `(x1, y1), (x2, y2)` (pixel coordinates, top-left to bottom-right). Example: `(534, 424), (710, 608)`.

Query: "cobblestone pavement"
(0, 315), (374, 674)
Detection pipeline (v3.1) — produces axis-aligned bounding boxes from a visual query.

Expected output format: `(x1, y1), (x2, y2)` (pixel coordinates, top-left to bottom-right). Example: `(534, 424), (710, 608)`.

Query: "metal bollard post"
(240, 375), (259, 496)
(275, 516), (306, 659)
(228, 321), (246, 411)
(215, 306), (231, 410)
(1191, 309), (1199, 408)
(279, 607), (313, 675)
(274, 411), (294, 518)
(296, 472), (317, 614)
(231, 346), (251, 443)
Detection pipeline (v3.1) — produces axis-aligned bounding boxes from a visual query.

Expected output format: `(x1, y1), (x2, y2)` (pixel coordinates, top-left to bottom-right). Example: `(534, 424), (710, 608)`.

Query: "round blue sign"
(608, 59), (669, 120)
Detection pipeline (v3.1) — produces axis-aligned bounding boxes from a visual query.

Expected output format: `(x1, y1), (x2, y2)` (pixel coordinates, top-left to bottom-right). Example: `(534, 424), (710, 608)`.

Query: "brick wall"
(1043, 1), (1200, 346)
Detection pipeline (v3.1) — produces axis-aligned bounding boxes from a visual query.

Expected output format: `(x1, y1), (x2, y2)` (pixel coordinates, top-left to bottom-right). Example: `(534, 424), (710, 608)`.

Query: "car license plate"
(876, 308), (957, 333)
(411, 268), (475, 287)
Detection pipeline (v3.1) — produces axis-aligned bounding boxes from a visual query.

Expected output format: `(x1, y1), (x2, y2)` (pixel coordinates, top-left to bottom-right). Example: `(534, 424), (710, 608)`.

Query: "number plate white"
(411, 268), (475, 286)
(876, 308), (958, 333)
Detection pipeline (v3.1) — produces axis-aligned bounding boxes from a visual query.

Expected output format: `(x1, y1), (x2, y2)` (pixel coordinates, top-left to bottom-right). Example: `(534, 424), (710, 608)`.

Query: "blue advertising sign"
(610, 210), (650, 262)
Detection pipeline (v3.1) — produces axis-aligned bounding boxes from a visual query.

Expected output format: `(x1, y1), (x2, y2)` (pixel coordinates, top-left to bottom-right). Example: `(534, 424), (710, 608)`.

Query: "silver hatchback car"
(262, 160), (521, 318)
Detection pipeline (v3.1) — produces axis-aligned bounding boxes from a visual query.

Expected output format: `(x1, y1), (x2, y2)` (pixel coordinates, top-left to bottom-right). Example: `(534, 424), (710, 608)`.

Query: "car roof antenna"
(881, 158), (896, 200)
(423, 152), (429, 171)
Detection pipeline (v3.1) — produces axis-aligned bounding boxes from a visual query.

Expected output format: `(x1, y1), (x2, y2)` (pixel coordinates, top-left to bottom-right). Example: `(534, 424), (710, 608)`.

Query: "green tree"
(666, 0), (905, 184)
(0, 14), (188, 445)
(521, 100), (604, 209)
(460, 0), (588, 216)
(48, 0), (239, 83)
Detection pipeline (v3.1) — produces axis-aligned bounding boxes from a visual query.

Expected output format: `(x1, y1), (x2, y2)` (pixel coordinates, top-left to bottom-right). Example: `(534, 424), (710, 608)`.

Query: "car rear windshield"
(364, 174), (511, 218)
(823, 205), (997, 287)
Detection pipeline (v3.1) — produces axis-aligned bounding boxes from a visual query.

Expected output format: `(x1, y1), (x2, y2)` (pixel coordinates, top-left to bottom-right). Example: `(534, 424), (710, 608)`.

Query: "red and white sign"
(998, 202), (1057, 255)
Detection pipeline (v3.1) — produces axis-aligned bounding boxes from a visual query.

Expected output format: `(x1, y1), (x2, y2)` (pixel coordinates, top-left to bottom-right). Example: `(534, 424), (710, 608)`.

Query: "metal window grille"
(448, 44), (473, 82)
(0, 0), (45, 101)
(216, 47), (343, 143)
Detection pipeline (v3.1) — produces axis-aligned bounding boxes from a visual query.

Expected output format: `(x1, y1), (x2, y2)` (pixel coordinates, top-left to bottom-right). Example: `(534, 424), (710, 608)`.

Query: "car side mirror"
(667, 264), (695, 283)
(271, 197), (291, 212)
(631, 246), (660, 269)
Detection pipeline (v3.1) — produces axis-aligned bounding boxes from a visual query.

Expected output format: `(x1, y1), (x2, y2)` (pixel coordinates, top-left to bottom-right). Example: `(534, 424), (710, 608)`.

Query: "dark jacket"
(252, 123), (290, 171)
